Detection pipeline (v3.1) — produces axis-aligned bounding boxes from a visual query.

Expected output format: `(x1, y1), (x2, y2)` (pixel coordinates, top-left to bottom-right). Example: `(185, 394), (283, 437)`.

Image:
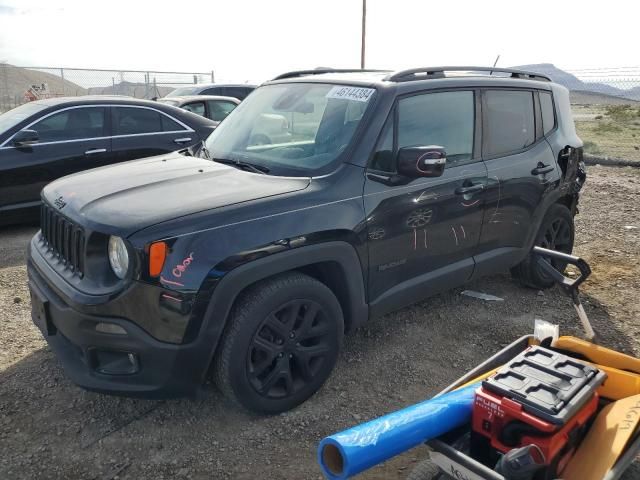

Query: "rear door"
(111, 106), (198, 162)
(365, 89), (488, 315)
(474, 89), (560, 275)
(0, 106), (110, 212)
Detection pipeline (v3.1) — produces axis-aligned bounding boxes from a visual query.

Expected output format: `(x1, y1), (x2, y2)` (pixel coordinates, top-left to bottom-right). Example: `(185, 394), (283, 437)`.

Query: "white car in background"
(157, 95), (239, 125)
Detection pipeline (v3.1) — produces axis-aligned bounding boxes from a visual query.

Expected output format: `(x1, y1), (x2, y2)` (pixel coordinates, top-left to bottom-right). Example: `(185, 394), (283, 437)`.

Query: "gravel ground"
(1, 165), (639, 480)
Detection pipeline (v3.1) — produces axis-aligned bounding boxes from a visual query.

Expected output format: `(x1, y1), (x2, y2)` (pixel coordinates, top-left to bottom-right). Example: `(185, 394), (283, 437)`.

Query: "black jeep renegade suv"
(28, 67), (586, 413)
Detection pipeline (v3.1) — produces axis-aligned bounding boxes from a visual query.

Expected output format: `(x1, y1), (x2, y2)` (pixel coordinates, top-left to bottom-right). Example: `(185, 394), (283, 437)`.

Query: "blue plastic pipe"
(318, 382), (479, 479)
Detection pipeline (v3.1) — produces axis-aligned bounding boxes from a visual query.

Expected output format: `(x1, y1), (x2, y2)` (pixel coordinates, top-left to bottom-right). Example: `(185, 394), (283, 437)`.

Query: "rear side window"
(31, 107), (106, 142)
(398, 90), (475, 166)
(484, 90), (535, 157)
(114, 107), (184, 135)
(539, 91), (556, 135)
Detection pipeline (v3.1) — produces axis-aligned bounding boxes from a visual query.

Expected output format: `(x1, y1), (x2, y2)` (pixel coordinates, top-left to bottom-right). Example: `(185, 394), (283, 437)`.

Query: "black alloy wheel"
(213, 272), (343, 413)
(511, 204), (575, 289)
(247, 299), (333, 399)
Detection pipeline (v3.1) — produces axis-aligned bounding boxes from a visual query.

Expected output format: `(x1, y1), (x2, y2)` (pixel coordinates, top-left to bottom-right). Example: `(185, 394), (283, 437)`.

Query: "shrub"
(582, 141), (602, 154)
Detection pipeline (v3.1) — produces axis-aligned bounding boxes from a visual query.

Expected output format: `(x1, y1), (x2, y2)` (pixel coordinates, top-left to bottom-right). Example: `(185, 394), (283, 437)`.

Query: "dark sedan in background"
(157, 95), (239, 124)
(0, 96), (216, 225)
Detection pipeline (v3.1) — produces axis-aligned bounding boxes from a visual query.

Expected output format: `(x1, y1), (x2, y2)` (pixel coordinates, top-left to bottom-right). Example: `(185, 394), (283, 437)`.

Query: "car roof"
(30, 95), (169, 107)
(265, 67), (557, 92)
(159, 95), (241, 104)
(181, 84), (257, 90)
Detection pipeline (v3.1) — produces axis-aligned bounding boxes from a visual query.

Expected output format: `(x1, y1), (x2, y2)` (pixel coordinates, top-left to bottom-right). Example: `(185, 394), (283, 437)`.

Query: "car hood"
(42, 153), (311, 237)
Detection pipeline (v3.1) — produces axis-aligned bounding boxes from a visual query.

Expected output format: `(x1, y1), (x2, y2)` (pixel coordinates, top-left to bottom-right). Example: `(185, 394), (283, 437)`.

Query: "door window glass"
(114, 107), (167, 135)
(227, 87), (251, 100)
(31, 107), (106, 142)
(182, 102), (205, 117)
(160, 114), (185, 132)
(539, 91), (556, 135)
(207, 101), (237, 122)
(398, 91), (474, 166)
(369, 115), (394, 172)
(202, 87), (223, 96)
(484, 90), (535, 156)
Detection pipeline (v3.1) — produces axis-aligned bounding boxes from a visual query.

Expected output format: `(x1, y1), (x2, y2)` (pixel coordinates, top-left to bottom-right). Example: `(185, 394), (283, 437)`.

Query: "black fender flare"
(192, 241), (368, 383)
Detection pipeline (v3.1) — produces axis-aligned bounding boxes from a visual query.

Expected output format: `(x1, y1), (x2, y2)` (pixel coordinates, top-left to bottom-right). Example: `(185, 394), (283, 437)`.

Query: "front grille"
(40, 203), (86, 276)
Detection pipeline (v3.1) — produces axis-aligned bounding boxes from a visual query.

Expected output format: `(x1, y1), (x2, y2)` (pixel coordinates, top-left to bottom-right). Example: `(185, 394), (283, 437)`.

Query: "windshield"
(166, 86), (201, 97)
(0, 102), (48, 133)
(203, 83), (376, 175)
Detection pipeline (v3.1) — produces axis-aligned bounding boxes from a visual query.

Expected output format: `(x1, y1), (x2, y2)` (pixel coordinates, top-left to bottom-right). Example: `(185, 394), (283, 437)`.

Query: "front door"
(0, 106), (111, 212)
(365, 90), (487, 316)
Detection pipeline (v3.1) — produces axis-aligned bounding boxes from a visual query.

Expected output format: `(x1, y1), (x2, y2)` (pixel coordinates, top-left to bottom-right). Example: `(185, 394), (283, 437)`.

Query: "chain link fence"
(563, 68), (640, 163)
(1, 64), (640, 161)
(0, 64), (214, 112)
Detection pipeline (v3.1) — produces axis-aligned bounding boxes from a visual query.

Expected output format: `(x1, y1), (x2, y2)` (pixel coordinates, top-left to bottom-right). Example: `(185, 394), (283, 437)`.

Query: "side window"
(484, 90), (535, 157)
(207, 101), (237, 122)
(539, 91), (556, 135)
(160, 114), (185, 132)
(202, 87), (223, 96)
(398, 91), (475, 166)
(181, 102), (206, 117)
(31, 107), (106, 142)
(369, 115), (394, 172)
(114, 107), (164, 135)
(227, 87), (249, 100)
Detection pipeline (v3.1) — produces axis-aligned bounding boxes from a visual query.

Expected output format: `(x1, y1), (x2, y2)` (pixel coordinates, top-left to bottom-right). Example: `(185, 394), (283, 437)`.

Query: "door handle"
(173, 137), (192, 144)
(84, 148), (106, 155)
(455, 183), (484, 195)
(531, 163), (554, 175)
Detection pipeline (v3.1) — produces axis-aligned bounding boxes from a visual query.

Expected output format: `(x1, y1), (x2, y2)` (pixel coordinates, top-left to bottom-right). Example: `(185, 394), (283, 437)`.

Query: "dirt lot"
(1, 165), (640, 480)
(574, 104), (640, 162)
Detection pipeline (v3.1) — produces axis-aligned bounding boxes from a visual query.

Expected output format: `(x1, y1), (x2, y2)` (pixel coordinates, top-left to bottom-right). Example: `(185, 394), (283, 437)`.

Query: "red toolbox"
(471, 345), (606, 476)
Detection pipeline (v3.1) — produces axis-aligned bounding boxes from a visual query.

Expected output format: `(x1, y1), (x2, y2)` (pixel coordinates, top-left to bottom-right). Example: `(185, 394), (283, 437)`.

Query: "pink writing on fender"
(172, 252), (194, 278)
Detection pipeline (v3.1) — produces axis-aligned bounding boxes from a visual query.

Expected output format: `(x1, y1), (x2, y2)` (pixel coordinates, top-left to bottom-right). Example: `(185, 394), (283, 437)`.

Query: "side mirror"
(397, 145), (446, 178)
(13, 129), (39, 147)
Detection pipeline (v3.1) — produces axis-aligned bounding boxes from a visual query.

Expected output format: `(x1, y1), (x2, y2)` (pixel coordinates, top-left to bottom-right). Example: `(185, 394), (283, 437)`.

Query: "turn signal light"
(149, 242), (168, 277)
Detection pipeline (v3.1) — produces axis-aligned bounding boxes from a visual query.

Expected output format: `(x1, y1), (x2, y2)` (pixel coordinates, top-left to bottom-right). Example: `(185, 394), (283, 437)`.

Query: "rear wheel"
(511, 204), (575, 289)
(213, 272), (344, 414)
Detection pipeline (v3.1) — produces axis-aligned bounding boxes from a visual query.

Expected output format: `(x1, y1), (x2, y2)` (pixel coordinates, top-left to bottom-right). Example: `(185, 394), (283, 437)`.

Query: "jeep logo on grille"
(53, 196), (66, 209)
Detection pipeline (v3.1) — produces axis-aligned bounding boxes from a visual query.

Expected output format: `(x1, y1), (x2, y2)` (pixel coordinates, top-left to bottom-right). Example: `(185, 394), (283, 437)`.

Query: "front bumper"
(27, 257), (213, 399)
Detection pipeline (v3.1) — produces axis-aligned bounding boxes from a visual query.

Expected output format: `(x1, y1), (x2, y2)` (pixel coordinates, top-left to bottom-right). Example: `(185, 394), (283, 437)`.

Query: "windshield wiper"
(199, 141), (212, 160)
(213, 157), (270, 174)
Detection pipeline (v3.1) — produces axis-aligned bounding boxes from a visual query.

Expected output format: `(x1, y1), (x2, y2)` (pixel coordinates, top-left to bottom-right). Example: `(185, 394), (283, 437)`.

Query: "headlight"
(108, 236), (129, 279)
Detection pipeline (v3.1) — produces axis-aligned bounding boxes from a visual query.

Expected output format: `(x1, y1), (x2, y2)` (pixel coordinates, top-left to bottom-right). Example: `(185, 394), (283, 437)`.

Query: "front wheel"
(213, 272), (344, 414)
(511, 203), (575, 289)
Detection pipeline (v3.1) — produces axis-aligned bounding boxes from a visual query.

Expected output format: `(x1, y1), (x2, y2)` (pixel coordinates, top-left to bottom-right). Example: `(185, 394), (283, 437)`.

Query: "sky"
(0, 0), (637, 84)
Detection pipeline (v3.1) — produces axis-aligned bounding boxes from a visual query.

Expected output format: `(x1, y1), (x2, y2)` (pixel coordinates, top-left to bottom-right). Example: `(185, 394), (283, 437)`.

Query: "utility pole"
(360, 0), (366, 69)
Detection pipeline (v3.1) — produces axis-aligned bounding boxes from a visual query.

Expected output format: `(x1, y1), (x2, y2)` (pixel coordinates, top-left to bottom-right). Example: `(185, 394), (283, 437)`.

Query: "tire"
(213, 272), (344, 414)
(407, 457), (442, 480)
(511, 203), (575, 289)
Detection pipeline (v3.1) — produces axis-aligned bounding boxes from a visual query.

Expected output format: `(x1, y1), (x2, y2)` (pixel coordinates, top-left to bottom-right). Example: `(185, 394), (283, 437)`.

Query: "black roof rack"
(272, 68), (389, 81)
(385, 66), (551, 83)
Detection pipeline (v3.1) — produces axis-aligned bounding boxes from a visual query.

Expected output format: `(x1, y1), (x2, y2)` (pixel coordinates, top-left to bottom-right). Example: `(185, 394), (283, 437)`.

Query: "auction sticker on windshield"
(326, 86), (375, 102)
